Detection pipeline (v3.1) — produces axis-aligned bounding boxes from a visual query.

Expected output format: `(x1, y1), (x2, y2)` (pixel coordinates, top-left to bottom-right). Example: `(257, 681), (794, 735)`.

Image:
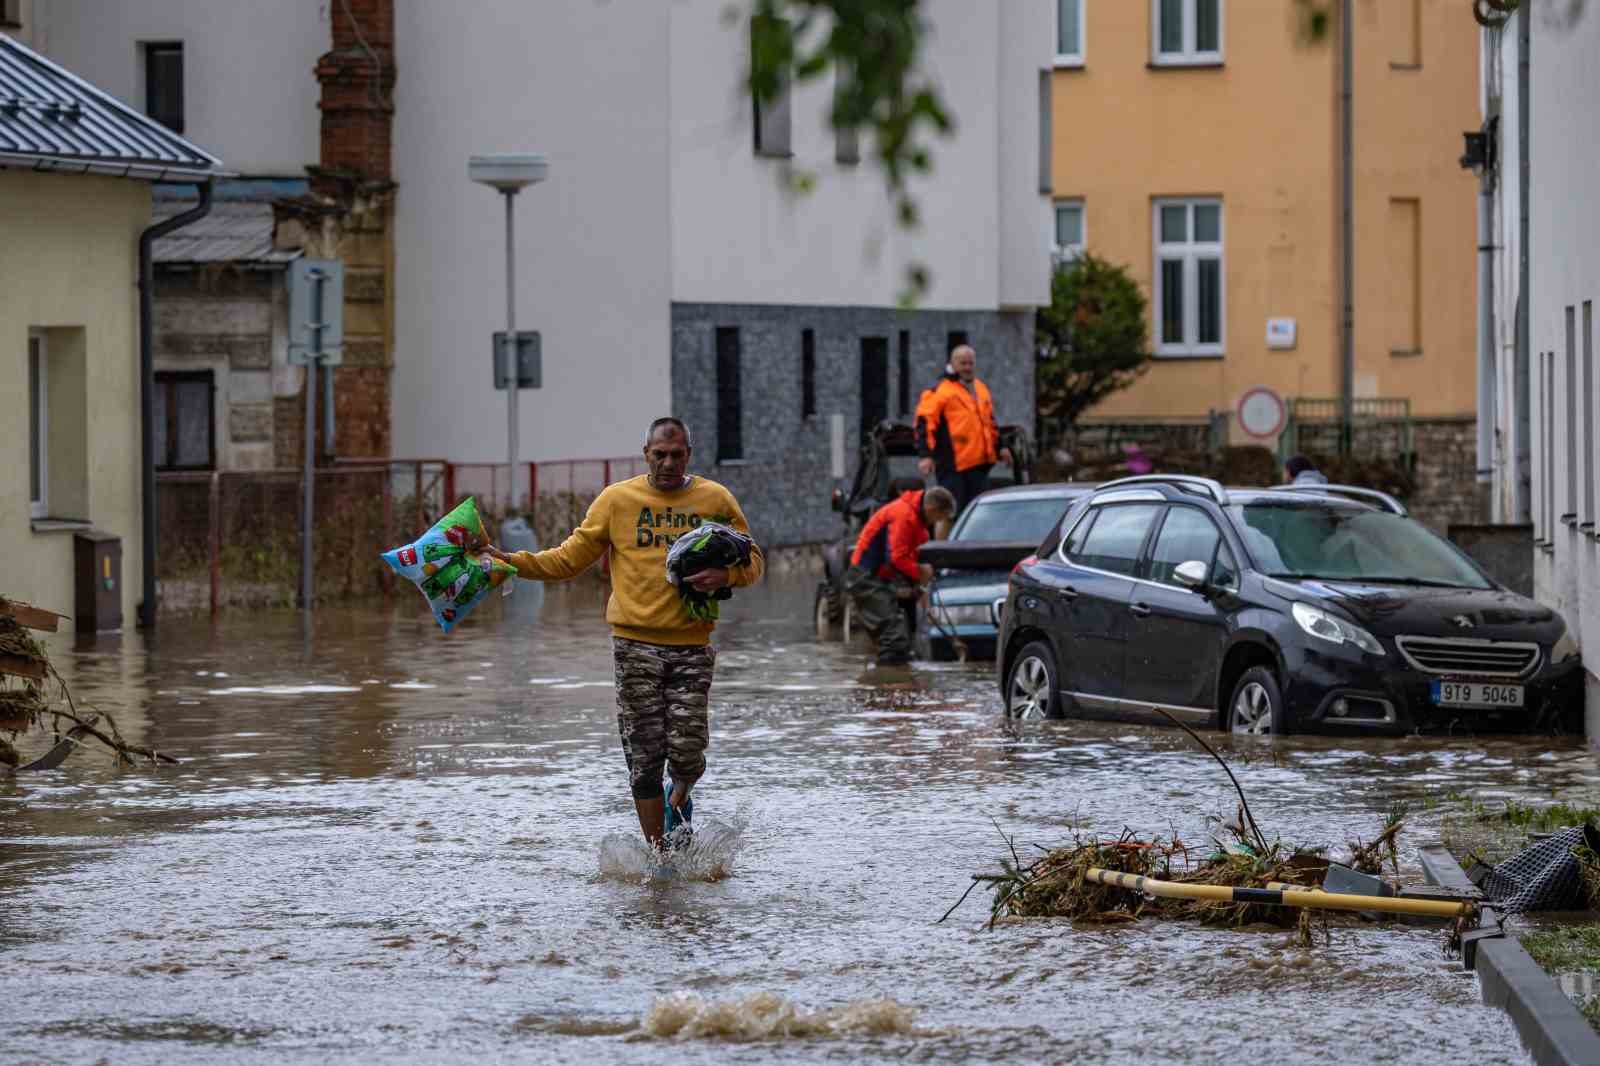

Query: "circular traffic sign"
(1237, 386), (1287, 440)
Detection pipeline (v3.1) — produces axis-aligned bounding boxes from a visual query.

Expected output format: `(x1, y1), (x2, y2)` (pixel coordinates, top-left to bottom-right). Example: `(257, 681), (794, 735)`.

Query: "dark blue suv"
(996, 475), (1583, 734)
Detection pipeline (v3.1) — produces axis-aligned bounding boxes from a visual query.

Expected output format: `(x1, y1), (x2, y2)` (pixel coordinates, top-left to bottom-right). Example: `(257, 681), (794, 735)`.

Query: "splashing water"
(597, 816), (749, 883)
(639, 991), (923, 1041)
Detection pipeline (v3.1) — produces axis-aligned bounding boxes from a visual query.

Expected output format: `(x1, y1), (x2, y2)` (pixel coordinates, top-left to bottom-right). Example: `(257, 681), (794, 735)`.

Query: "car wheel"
(814, 583), (842, 641)
(1227, 666), (1287, 736)
(1005, 641), (1060, 720)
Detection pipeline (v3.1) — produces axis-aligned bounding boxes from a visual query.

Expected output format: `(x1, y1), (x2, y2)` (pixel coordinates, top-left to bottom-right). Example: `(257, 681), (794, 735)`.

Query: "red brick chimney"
(315, 0), (395, 191)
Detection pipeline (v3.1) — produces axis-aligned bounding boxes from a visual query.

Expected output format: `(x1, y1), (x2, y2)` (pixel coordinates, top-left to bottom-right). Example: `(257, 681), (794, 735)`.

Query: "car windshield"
(1228, 502), (1492, 589)
(956, 497), (1073, 543)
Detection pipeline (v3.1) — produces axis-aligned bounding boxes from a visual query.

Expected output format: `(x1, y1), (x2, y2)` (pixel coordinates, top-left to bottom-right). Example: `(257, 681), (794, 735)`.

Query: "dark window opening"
(144, 42), (184, 134)
(945, 331), (968, 367)
(801, 328), (816, 418)
(897, 330), (911, 415)
(751, 17), (792, 158)
(153, 370), (214, 470)
(716, 327), (743, 461)
(0, 0), (22, 29)
(860, 337), (889, 443)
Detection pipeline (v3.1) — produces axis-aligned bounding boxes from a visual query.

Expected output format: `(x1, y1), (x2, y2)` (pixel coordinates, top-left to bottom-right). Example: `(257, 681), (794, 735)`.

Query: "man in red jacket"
(844, 486), (957, 665)
(915, 345), (1014, 515)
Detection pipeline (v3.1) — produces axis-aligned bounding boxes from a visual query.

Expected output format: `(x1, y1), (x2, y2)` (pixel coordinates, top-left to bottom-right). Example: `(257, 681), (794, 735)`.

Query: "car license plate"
(1430, 680), (1524, 708)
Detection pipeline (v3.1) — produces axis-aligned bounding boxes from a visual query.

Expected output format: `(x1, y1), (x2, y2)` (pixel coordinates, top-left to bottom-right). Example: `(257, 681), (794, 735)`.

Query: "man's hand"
(686, 567), (731, 592)
(999, 447), (1014, 466)
(481, 544), (513, 564)
(917, 457), (934, 477)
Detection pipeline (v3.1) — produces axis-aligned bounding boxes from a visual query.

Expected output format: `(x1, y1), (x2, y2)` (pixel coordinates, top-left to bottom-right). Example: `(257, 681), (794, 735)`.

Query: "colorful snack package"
(380, 497), (516, 632)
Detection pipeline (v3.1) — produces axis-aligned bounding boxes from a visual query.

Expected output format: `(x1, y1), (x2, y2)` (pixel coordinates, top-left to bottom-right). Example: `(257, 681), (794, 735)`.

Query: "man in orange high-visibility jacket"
(915, 345), (1013, 515)
(845, 487), (956, 665)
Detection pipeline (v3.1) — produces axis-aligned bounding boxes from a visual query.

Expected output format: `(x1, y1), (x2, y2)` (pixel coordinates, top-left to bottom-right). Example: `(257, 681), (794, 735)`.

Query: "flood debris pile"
(0, 597), (178, 770)
(975, 817), (1338, 945)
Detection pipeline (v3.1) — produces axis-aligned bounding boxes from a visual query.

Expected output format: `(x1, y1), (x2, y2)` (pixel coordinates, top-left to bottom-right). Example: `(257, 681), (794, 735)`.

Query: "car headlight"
(1552, 626), (1581, 664)
(1292, 602), (1384, 657)
(932, 603), (993, 626)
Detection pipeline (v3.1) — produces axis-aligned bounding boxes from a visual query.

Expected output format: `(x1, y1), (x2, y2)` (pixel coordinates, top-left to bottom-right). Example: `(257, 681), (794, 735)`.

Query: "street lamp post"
(469, 153), (548, 511)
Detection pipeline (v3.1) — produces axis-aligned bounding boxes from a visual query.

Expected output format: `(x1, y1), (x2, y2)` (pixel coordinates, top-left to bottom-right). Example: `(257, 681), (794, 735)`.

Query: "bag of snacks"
(380, 497), (516, 632)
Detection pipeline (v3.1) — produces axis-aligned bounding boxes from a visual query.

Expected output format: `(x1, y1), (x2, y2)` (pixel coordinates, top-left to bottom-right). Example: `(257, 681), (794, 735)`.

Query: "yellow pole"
(1087, 868), (1472, 920)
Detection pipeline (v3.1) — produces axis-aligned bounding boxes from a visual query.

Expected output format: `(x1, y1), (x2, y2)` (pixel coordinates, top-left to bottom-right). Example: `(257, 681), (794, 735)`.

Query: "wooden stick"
(1087, 867), (1472, 919)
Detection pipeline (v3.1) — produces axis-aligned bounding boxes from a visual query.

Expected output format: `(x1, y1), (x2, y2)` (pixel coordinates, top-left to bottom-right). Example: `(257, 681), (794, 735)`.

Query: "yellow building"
(1, 33), (222, 633)
(1050, 0), (1480, 432)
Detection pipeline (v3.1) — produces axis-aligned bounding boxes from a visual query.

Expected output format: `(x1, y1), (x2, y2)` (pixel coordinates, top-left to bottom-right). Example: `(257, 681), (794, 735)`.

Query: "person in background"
(1284, 454), (1329, 486)
(844, 486), (957, 666)
(915, 345), (1012, 515)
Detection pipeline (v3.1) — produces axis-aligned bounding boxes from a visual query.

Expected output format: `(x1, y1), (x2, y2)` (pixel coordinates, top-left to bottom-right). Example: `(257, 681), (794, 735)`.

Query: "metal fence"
(155, 455), (643, 614)
(1280, 397), (1414, 468)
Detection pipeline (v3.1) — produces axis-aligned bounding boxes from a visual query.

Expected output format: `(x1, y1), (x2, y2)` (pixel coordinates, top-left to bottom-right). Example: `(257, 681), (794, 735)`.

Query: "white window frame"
(1055, 0), (1085, 68)
(1152, 198), (1225, 358)
(1053, 199), (1085, 263)
(1150, 0), (1223, 67)
(28, 331), (47, 519)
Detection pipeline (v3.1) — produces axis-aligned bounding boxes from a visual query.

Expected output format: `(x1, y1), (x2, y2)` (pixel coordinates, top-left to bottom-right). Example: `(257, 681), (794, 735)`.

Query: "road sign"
(288, 258), (345, 366)
(493, 330), (541, 389)
(1237, 386), (1287, 440)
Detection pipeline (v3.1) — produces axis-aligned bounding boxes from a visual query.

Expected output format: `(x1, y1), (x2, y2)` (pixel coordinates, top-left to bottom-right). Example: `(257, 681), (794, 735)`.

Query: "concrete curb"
(1419, 842), (1600, 1066)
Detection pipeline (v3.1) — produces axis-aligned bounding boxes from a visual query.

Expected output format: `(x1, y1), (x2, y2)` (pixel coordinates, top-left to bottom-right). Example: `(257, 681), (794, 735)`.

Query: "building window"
(143, 42), (184, 134)
(1388, 0), (1421, 69)
(1584, 302), (1595, 528)
(861, 337), (889, 443)
(1565, 307), (1578, 522)
(1038, 70), (1053, 195)
(946, 331), (968, 362)
(1054, 200), (1084, 262)
(898, 330), (911, 416)
(1153, 198), (1223, 357)
(28, 333), (46, 519)
(751, 17), (791, 159)
(153, 370), (214, 470)
(1056, 0), (1084, 66)
(716, 327), (742, 461)
(834, 68), (860, 165)
(1387, 198), (1421, 355)
(801, 328), (816, 418)
(1152, 0), (1221, 66)
(0, 0), (22, 29)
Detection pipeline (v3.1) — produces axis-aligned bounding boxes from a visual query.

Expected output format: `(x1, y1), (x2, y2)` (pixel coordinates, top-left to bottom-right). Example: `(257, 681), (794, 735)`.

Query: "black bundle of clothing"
(665, 522), (754, 622)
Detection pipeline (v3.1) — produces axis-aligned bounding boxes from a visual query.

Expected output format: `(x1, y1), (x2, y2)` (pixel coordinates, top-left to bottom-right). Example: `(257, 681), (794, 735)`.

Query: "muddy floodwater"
(3, 576), (1596, 1064)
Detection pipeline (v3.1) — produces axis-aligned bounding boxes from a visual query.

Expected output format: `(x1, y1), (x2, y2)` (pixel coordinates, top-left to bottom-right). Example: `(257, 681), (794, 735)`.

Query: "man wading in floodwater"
(486, 418), (764, 850)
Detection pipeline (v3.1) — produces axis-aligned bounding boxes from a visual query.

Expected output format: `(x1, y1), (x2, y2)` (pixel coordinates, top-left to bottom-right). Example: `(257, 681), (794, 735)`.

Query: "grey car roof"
(0, 34), (223, 180)
(970, 482), (1099, 504)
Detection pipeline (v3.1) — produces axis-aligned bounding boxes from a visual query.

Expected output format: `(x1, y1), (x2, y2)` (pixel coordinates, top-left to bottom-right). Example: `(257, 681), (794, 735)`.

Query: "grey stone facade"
(672, 302), (1035, 546)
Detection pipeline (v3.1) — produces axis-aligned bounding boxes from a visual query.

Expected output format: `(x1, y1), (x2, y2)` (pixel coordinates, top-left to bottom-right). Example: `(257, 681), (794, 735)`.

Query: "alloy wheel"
(1231, 681), (1274, 735)
(1008, 655), (1050, 720)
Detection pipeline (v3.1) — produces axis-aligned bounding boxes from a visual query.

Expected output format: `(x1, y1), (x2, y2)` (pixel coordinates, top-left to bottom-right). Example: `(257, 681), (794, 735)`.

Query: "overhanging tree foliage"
(1035, 254), (1152, 433)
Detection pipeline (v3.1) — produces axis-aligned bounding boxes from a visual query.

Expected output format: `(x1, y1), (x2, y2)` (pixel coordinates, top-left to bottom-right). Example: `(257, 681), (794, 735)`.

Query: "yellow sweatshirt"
(507, 475), (764, 646)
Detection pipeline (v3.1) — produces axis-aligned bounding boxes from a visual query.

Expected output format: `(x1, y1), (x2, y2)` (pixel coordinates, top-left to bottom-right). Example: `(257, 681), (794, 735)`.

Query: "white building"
(33, 0), (1055, 544)
(1482, 2), (1600, 739)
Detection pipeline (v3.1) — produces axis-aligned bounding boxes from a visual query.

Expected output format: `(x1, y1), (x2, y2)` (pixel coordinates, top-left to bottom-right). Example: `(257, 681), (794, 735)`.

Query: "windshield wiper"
(1267, 572), (1475, 589)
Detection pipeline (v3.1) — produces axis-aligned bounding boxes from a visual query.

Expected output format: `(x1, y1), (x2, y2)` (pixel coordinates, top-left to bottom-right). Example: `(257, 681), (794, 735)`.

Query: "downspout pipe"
(137, 180), (215, 629)
(1476, 143), (1497, 490)
(1515, 0), (1531, 523)
(1339, 0), (1355, 455)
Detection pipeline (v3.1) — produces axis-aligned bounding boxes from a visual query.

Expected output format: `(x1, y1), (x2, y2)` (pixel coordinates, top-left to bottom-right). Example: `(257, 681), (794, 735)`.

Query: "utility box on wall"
(73, 531), (122, 633)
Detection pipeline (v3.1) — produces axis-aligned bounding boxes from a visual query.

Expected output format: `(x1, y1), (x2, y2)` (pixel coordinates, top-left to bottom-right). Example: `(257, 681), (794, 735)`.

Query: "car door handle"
(1059, 585), (1078, 601)
(1129, 601), (1152, 617)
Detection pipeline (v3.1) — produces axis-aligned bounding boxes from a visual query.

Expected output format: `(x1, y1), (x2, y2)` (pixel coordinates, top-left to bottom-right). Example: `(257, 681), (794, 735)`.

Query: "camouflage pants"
(612, 637), (715, 800)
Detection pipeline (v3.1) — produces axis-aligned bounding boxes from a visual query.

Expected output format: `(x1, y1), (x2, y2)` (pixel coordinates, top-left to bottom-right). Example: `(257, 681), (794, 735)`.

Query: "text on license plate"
(1430, 681), (1525, 708)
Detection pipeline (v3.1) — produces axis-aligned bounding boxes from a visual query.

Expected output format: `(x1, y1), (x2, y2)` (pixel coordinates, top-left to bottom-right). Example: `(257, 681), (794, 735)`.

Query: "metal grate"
(1395, 636), (1540, 678)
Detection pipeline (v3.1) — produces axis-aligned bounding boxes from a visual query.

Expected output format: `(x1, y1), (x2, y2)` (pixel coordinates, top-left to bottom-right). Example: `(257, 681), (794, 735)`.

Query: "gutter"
(1339, 0), (1355, 454)
(0, 152), (222, 183)
(136, 180), (215, 628)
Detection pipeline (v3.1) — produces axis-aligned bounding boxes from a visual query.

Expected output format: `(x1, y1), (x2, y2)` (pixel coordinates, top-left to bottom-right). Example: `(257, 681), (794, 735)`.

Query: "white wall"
(32, 0), (324, 175)
(391, 0), (673, 464)
(668, 0), (1052, 311)
(1528, 7), (1600, 739)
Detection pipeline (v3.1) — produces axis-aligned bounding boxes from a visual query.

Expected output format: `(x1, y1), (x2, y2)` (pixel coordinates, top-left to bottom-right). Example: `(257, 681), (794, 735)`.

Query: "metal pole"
(301, 274), (321, 611)
(504, 189), (519, 514)
(323, 357), (336, 459)
(1515, 1), (1531, 523)
(1339, 0), (1354, 456)
(208, 470), (221, 616)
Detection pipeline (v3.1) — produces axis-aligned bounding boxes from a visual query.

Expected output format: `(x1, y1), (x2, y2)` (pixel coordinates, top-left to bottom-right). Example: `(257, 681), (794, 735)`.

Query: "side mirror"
(1174, 560), (1210, 591)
